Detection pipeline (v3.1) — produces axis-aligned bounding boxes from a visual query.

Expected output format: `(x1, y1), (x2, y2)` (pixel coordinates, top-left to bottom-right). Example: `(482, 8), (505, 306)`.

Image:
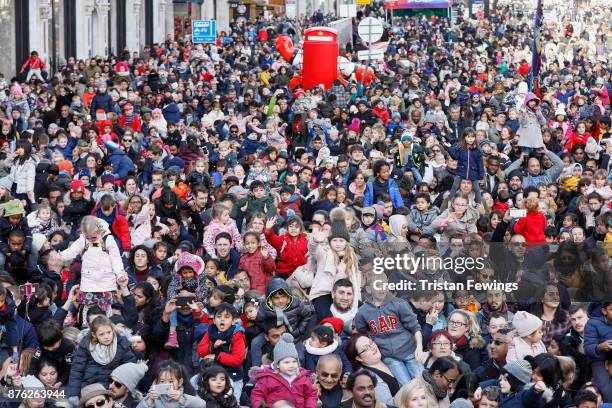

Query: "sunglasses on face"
(85, 398), (107, 408)
(319, 371), (340, 379)
(109, 378), (124, 388)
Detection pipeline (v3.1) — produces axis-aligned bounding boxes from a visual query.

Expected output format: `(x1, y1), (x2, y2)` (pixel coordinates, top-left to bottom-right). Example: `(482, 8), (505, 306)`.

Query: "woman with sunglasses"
(79, 384), (114, 408)
(345, 333), (400, 405)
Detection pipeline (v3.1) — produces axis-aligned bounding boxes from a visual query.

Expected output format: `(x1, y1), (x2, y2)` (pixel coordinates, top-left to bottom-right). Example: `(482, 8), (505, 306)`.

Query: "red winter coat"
(518, 63), (530, 77)
(197, 327), (246, 368)
(239, 250), (276, 294)
(277, 197), (303, 220)
(264, 229), (308, 276)
(118, 114), (142, 133)
(372, 106), (390, 126)
(513, 211), (546, 244)
(92, 205), (131, 252)
(251, 366), (318, 408)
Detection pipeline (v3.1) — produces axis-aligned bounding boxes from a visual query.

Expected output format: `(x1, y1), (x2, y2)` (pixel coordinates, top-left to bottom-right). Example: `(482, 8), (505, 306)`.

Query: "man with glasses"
(405, 356), (460, 407)
(79, 384), (113, 408)
(475, 328), (511, 381)
(315, 354), (343, 408)
(108, 362), (148, 408)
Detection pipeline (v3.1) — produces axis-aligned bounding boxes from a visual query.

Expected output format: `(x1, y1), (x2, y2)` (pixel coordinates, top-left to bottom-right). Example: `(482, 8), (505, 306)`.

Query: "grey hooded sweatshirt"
(355, 295), (421, 360)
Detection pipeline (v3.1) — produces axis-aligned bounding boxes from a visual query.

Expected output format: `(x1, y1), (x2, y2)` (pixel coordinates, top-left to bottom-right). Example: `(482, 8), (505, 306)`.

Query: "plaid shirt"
(329, 85), (348, 109)
(541, 314), (572, 347)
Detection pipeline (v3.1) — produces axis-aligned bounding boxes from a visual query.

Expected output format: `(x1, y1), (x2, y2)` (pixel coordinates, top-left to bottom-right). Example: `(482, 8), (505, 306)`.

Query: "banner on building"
(385, 0), (449, 9)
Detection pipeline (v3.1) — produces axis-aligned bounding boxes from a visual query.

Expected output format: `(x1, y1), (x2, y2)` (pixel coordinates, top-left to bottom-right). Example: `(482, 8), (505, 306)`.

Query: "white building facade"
(0, 0), (174, 78)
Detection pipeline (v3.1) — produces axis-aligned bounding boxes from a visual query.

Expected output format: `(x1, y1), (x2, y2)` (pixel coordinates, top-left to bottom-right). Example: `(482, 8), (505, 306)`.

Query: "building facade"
(0, 0), (174, 78)
(0, 0), (297, 78)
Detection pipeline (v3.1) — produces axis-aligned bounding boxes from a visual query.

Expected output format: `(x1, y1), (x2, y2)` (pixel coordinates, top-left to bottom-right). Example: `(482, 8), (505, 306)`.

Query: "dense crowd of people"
(0, 1), (610, 407)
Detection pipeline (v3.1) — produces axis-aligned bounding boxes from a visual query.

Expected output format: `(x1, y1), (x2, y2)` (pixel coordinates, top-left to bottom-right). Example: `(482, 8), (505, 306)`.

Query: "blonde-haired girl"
(309, 207), (361, 319)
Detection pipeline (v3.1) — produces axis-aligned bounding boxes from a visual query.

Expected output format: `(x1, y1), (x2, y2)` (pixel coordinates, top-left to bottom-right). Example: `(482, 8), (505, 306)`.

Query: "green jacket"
(231, 194), (277, 221)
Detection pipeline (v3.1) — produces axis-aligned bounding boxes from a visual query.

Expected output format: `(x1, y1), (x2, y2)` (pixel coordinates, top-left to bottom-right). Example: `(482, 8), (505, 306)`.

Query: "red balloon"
(275, 35), (296, 63)
(355, 65), (375, 85)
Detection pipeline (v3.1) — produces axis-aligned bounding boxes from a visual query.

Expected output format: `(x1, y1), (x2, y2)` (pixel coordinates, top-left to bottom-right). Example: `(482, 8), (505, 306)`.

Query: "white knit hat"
(513, 311), (542, 337)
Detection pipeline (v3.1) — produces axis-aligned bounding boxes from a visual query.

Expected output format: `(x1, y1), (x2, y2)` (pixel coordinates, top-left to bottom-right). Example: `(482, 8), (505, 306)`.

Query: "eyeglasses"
(442, 374), (457, 385)
(448, 320), (467, 327)
(123, 139), (132, 143)
(433, 342), (451, 347)
(85, 398), (107, 408)
(319, 371), (340, 379)
(358, 340), (376, 355)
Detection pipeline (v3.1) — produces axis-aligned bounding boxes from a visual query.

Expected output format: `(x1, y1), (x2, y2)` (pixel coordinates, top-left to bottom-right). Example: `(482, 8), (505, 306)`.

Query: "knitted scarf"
(480, 302), (508, 322)
(89, 335), (118, 365)
(422, 369), (448, 400)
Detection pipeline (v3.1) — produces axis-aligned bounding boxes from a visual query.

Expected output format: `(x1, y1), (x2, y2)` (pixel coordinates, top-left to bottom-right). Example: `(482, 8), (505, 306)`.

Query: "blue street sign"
(192, 20), (216, 44)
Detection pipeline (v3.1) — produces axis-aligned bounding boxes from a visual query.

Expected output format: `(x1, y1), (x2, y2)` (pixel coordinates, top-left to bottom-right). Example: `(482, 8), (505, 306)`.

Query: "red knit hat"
(70, 180), (85, 193)
(320, 317), (344, 336)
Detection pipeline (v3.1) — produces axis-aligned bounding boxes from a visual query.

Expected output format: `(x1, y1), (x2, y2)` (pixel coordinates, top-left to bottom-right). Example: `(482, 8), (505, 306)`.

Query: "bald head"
(527, 157), (541, 175)
(316, 354), (342, 390)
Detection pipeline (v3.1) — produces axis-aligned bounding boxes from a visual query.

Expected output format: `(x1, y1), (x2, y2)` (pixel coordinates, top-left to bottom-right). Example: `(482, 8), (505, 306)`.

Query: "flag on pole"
(529, 0), (544, 95)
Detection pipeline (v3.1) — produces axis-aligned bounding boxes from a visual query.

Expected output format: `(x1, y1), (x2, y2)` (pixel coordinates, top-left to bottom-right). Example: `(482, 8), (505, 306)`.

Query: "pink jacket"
(202, 219), (243, 257)
(239, 250), (276, 293)
(59, 235), (124, 293)
(250, 366), (318, 408)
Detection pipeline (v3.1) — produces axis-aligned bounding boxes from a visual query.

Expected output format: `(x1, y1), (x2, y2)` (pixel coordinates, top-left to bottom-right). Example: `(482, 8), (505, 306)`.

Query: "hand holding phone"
(155, 384), (173, 395)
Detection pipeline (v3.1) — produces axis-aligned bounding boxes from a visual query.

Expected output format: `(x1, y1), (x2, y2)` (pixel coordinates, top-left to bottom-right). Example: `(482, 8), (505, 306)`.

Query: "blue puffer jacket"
(67, 334), (136, 396)
(584, 302), (612, 361)
(162, 103), (181, 124)
(363, 178), (404, 209)
(448, 144), (485, 181)
(108, 149), (136, 181)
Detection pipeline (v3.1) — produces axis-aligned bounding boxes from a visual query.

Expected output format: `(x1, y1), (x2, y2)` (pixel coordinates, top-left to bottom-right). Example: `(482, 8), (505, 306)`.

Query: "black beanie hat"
(328, 207), (350, 242)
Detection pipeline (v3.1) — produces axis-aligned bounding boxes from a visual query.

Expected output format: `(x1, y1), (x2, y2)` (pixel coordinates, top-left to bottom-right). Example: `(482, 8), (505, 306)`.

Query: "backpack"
(78, 234), (113, 260)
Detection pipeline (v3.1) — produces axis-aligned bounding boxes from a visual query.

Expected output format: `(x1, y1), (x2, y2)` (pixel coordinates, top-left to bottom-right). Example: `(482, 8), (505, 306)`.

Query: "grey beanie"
(502, 359), (533, 385)
(450, 398), (474, 408)
(328, 207), (350, 242)
(111, 362), (148, 392)
(273, 333), (299, 366)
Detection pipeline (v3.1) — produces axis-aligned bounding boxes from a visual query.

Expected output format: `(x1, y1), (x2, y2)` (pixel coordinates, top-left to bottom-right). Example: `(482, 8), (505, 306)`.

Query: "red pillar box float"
(301, 27), (338, 90)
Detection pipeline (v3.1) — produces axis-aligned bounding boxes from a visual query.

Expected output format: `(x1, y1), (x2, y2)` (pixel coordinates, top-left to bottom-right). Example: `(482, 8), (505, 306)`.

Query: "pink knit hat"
(174, 252), (204, 275)
(347, 117), (361, 133)
(10, 85), (22, 96)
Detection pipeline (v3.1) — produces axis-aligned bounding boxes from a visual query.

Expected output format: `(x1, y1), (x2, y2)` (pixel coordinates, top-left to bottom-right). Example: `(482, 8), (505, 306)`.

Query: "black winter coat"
(67, 334), (136, 396)
(90, 91), (114, 113)
(255, 278), (314, 341)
